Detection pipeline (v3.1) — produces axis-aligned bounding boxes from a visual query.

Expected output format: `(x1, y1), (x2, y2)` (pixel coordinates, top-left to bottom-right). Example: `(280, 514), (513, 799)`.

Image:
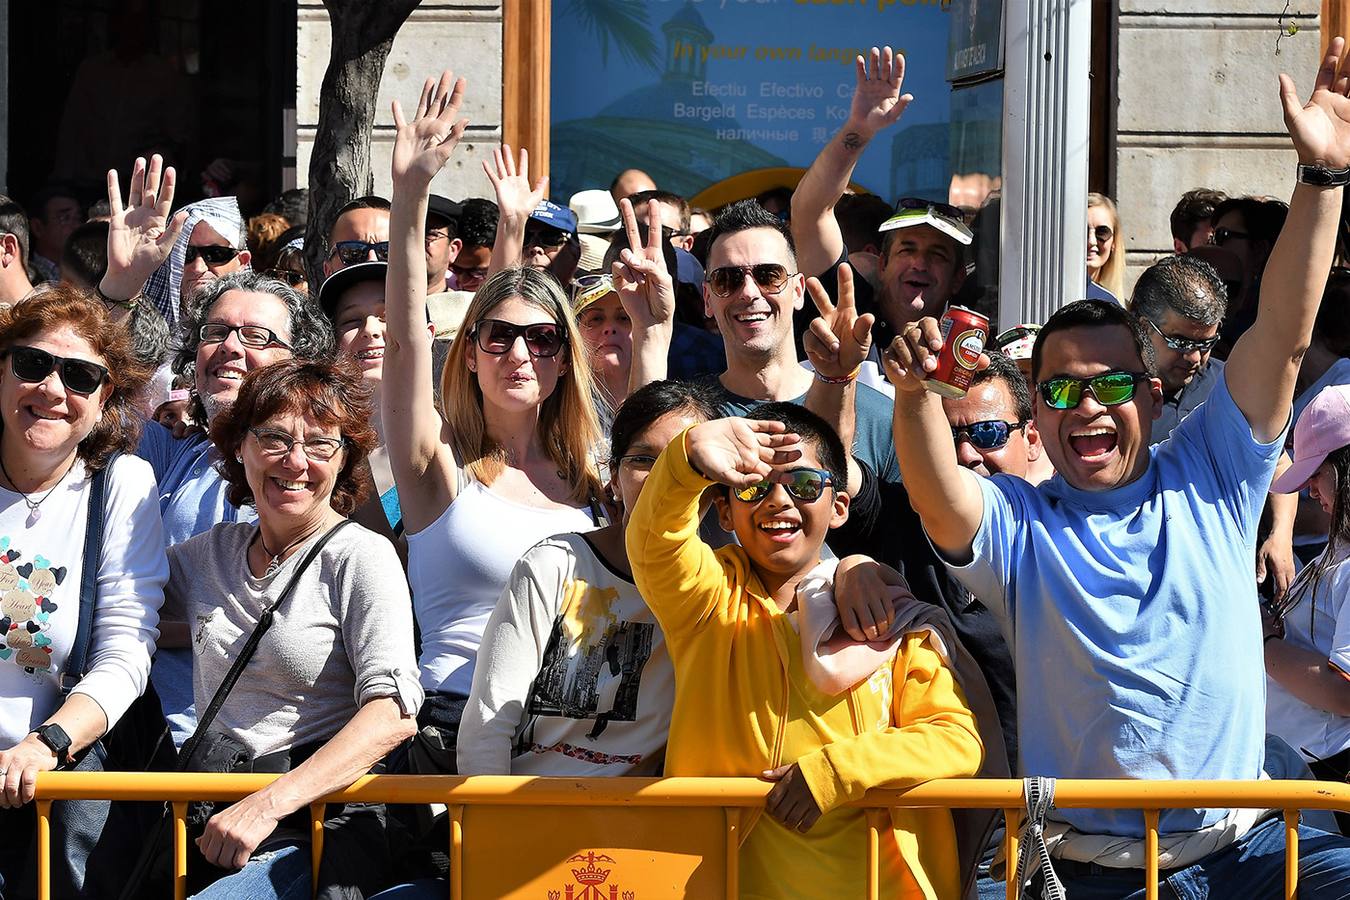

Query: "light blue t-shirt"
(137, 423), (257, 744)
(945, 372), (1283, 837)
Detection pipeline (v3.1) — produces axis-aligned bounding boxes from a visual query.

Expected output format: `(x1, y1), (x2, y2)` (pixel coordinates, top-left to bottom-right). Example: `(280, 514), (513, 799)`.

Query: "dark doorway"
(8, 0), (295, 217)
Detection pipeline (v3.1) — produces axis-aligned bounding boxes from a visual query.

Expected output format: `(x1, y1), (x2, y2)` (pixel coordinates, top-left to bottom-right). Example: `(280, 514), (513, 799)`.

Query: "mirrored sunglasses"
(330, 240), (390, 265)
(1038, 371), (1148, 410)
(951, 420), (1026, 451)
(732, 467), (834, 503)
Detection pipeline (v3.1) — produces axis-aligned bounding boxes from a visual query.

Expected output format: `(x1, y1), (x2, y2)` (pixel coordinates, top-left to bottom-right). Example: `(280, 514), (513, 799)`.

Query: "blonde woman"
(383, 71), (603, 769)
(1088, 192), (1126, 301)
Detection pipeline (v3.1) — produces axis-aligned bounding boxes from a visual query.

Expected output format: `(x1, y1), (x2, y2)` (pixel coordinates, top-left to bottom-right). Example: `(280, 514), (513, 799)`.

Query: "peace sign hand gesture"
(847, 46), (913, 141)
(613, 198), (676, 331)
(483, 145), (548, 222)
(1280, 36), (1350, 169)
(802, 263), (874, 381)
(391, 71), (469, 191)
(102, 154), (188, 299)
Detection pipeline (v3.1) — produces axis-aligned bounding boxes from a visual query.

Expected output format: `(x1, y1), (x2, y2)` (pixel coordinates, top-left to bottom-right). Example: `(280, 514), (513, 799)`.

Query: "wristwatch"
(1296, 163), (1350, 186)
(31, 723), (72, 766)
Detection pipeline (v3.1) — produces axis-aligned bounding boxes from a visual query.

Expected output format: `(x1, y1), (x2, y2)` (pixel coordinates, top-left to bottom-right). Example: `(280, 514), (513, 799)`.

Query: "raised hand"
(802, 263), (874, 381)
(847, 46), (913, 140)
(483, 144), (548, 221)
(103, 154), (188, 299)
(391, 71), (469, 190)
(685, 418), (802, 489)
(1279, 36), (1350, 168)
(613, 198), (676, 330)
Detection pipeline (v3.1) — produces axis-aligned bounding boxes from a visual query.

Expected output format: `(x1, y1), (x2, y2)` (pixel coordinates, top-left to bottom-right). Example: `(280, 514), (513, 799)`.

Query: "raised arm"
(99, 155), (188, 305)
(613, 198), (676, 392)
(386, 71), (469, 532)
(485, 145), (547, 277)
(1227, 38), (1350, 442)
(789, 46), (912, 276)
(801, 263), (872, 494)
(883, 320), (986, 560)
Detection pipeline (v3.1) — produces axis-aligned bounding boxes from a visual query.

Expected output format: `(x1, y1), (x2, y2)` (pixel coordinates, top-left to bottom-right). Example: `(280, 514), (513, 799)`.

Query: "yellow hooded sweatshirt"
(627, 431), (984, 900)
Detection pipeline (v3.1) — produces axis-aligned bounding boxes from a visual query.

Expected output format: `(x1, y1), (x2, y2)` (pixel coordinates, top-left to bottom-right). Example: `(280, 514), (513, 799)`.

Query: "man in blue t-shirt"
(886, 40), (1350, 895)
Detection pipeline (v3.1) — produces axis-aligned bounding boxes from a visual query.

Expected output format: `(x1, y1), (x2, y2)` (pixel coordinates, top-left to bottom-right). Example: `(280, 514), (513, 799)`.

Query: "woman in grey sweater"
(162, 358), (422, 900)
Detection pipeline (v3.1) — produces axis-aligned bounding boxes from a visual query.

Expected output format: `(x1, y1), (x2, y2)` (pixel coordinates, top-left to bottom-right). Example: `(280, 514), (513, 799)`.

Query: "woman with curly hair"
(161, 358), (420, 898)
(0, 287), (166, 894)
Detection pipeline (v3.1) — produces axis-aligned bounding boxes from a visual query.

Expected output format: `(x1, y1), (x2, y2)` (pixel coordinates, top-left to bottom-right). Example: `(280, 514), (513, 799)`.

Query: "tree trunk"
(304, 0), (421, 284)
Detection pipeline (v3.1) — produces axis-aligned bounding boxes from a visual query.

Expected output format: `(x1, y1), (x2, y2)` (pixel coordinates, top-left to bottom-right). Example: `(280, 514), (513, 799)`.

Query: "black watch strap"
(32, 723), (72, 765)
(1296, 163), (1350, 186)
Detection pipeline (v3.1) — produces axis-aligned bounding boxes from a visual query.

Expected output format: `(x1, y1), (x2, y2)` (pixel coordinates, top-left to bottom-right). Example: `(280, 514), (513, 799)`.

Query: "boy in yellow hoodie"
(627, 402), (983, 900)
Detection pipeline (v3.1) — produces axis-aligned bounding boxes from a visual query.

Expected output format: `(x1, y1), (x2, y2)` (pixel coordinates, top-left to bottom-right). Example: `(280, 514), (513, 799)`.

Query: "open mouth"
(758, 519), (801, 543)
(211, 365), (246, 383)
(271, 477), (309, 493)
(25, 406), (67, 423)
(1068, 427), (1118, 460)
(733, 310), (770, 326)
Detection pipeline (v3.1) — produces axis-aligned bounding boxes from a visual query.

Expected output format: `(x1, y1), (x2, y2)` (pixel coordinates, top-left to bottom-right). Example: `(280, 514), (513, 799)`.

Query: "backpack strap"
(61, 456), (110, 695)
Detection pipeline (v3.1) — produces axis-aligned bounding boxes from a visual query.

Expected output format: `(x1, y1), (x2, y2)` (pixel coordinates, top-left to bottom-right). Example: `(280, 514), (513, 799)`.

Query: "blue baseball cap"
(529, 200), (578, 235)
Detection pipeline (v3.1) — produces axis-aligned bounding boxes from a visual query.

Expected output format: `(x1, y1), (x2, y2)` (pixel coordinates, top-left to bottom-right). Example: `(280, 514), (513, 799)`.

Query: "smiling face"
(468, 296), (568, 414)
(577, 293), (632, 381)
(611, 408), (704, 529)
(1143, 309), (1218, 394)
(0, 325), (112, 464)
(1035, 324), (1162, 492)
(333, 281), (387, 387)
(194, 290), (293, 421)
(713, 440), (848, 585)
(704, 227), (803, 362)
(878, 225), (964, 324)
(943, 379), (1040, 478)
(241, 409), (346, 525)
(1086, 205), (1115, 276)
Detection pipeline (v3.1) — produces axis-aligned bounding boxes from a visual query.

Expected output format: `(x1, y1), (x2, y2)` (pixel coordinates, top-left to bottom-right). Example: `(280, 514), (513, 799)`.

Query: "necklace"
(0, 452), (77, 527)
(254, 524), (323, 577)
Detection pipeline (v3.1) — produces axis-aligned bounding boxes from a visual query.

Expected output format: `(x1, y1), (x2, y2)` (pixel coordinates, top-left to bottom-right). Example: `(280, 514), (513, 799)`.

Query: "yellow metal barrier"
(29, 773), (1350, 899)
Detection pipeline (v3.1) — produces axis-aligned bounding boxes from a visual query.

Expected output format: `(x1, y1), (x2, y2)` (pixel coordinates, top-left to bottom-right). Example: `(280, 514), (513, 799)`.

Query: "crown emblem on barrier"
(569, 851), (615, 885)
(547, 851), (634, 899)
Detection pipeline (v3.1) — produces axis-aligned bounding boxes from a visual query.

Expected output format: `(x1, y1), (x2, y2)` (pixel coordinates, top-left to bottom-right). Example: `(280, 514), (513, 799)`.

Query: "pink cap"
(1271, 385), (1350, 493)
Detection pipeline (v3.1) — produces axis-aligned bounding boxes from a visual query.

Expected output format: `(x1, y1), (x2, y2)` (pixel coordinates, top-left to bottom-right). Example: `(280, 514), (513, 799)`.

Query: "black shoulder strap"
(62, 458), (109, 695)
(176, 519), (353, 769)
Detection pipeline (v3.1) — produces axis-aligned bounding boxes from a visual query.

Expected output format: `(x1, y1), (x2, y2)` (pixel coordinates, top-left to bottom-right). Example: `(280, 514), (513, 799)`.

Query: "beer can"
(921, 306), (989, 399)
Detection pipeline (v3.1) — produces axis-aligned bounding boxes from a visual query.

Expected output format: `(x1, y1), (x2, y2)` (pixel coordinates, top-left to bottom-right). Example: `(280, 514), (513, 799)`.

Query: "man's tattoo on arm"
(842, 132), (864, 153)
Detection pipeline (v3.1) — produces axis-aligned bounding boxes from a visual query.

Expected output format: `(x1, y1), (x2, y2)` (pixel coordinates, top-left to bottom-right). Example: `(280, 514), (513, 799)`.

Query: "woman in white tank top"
(383, 72), (603, 767)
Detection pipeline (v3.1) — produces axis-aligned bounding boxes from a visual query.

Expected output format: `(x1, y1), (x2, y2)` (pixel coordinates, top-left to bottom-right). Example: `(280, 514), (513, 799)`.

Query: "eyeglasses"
(706, 263), (795, 298)
(614, 453), (658, 471)
(732, 467), (835, 503)
(425, 229), (450, 245)
(951, 420), (1027, 451)
(572, 274), (615, 309)
(524, 227), (569, 249)
(1209, 226), (1250, 247)
(1089, 225), (1114, 244)
(898, 197), (966, 222)
(1039, 371), (1149, 410)
(199, 323), (292, 350)
(450, 261), (490, 282)
(5, 346), (109, 396)
(1141, 316), (1220, 355)
(248, 427), (345, 462)
(266, 268), (306, 287)
(185, 245), (241, 266)
(471, 319), (566, 358)
(329, 240), (390, 265)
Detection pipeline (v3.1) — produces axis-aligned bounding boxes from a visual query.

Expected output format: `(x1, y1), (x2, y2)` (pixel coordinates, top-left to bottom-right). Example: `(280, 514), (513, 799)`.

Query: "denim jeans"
(190, 840), (311, 900)
(1034, 817), (1350, 899)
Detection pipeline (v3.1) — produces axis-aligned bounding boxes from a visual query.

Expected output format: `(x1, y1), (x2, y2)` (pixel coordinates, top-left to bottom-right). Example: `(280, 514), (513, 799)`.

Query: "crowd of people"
(0, 34), (1348, 900)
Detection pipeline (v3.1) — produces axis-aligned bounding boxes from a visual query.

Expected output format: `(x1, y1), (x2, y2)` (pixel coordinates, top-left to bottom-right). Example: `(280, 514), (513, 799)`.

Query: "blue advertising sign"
(549, 0), (970, 206)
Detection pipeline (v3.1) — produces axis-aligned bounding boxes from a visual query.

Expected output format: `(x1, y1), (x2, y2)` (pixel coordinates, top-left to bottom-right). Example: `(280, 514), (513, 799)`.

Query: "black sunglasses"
(1089, 225), (1114, 244)
(330, 240), (390, 265)
(952, 420), (1026, 451)
(706, 263), (795, 298)
(1209, 226), (1250, 247)
(266, 268), (306, 287)
(524, 226), (570, 249)
(5, 346), (109, 396)
(732, 467), (834, 503)
(185, 245), (241, 266)
(471, 319), (566, 358)
(1039, 371), (1149, 410)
